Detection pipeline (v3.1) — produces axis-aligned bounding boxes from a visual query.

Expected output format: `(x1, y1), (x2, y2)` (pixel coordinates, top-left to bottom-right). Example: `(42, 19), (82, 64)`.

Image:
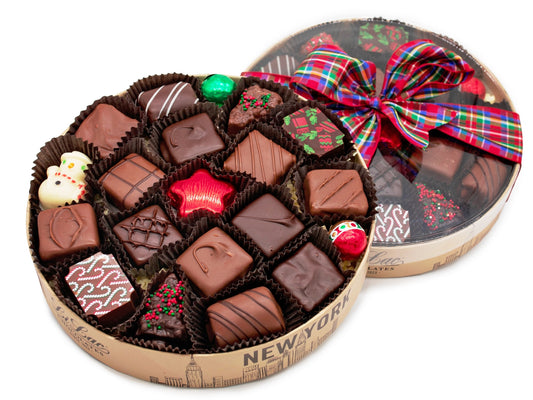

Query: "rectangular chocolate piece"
(99, 153), (165, 210)
(138, 82), (198, 122)
(207, 286), (285, 347)
(176, 227), (253, 297)
(66, 252), (137, 326)
(231, 193), (304, 257)
(281, 106), (345, 158)
(416, 136), (465, 185)
(137, 273), (187, 343)
(113, 205), (183, 267)
(272, 242), (344, 312)
(223, 130), (296, 185)
(304, 169), (369, 216)
(38, 203), (100, 262)
(160, 113), (225, 165)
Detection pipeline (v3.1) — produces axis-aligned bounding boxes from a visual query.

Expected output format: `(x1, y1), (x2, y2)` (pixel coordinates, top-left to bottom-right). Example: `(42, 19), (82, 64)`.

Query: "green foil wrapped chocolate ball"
(201, 74), (236, 105)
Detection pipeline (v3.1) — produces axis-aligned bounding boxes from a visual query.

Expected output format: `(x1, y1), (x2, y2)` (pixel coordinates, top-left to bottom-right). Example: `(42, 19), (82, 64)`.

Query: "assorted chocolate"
(247, 18), (516, 244)
(29, 74), (374, 354)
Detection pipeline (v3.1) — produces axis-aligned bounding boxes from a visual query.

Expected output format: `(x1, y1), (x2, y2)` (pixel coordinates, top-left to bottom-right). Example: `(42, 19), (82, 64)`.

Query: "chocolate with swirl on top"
(207, 286), (285, 347)
(176, 227), (253, 297)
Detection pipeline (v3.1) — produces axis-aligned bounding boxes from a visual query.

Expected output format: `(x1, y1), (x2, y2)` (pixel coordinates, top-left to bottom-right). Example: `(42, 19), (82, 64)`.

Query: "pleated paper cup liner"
(65, 94), (147, 159)
(147, 101), (232, 168)
(215, 75), (299, 136)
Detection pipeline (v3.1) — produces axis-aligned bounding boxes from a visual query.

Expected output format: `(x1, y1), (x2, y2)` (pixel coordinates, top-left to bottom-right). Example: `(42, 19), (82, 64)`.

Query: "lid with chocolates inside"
(27, 71), (376, 366)
(244, 18), (522, 274)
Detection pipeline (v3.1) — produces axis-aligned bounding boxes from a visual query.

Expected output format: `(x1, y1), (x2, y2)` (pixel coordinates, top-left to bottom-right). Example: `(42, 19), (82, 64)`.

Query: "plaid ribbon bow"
(243, 40), (523, 164)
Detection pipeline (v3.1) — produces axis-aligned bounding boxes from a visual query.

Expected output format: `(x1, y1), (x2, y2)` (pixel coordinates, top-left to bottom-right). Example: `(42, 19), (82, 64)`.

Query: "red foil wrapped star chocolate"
(166, 169), (236, 217)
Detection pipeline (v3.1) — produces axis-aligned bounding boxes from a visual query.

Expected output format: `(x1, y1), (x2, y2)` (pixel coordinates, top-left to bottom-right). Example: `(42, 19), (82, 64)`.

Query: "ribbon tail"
(436, 103), (523, 163)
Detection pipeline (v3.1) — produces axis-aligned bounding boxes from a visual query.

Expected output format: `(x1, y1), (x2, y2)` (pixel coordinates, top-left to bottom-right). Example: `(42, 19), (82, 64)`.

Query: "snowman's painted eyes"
(55, 180), (61, 185)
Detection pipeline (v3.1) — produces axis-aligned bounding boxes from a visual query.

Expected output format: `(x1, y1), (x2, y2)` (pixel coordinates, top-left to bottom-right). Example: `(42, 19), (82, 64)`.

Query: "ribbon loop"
(242, 40), (522, 164)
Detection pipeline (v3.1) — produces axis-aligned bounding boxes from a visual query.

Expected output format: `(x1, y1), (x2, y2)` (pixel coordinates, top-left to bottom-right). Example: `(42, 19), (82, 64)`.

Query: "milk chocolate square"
(99, 153), (165, 210)
(75, 104), (138, 158)
(304, 169), (369, 216)
(223, 130), (296, 185)
(176, 227), (253, 297)
(37, 203), (100, 262)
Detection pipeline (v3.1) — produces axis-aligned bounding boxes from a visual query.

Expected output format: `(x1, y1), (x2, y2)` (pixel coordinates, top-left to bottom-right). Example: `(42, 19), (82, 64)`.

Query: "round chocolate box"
(244, 18), (522, 277)
(27, 73), (377, 387)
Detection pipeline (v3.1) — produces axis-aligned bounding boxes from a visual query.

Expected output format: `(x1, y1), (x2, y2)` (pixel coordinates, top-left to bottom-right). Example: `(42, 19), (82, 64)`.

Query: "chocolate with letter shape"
(176, 227), (253, 297)
(38, 203), (100, 262)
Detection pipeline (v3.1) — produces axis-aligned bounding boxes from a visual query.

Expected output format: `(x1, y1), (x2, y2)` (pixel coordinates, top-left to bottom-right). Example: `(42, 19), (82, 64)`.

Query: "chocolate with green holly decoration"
(137, 273), (187, 343)
(282, 106), (345, 158)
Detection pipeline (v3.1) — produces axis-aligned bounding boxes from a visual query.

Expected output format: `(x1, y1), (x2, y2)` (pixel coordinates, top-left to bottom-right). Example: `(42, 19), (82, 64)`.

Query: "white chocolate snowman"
(38, 151), (93, 209)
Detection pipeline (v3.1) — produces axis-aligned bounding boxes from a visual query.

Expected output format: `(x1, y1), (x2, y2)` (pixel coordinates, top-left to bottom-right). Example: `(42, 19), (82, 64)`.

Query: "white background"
(2, 0), (531, 399)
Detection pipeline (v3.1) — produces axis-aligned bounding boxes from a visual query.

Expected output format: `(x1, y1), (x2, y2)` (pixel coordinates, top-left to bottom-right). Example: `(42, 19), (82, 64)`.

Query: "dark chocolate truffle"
(66, 252), (137, 326)
(75, 104), (138, 158)
(272, 242), (344, 312)
(159, 113), (225, 165)
(138, 82), (198, 122)
(176, 227), (253, 297)
(38, 203), (100, 262)
(137, 273), (187, 343)
(231, 194), (304, 257)
(98, 153), (165, 210)
(304, 169), (369, 216)
(112, 205), (183, 267)
(207, 286), (285, 347)
(281, 106), (345, 158)
(223, 130), (296, 185)
(227, 85), (283, 135)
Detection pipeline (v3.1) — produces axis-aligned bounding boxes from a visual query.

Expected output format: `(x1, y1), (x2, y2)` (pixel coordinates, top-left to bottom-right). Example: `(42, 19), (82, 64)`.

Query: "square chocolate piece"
(75, 104), (138, 158)
(176, 227), (253, 297)
(272, 242), (344, 312)
(304, 169), (369, 216)
(137, 273), (187, 343)
(417, 136), (465, 185)
(231, 194), (304, 257)
(373, 203), (411, 243)
(160, 113), (225, 165)
(113, 205), (183, 267)
(38, 203), (100, 262)
(66, 252), (137, 326)
(98, 153), (165, 210)
(207, 286), (285, 348)
(137, 82), (198, 122)
(227, 85), (283, 135)
(223, 130), (297, 185)
(282, 107), (345, 158)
